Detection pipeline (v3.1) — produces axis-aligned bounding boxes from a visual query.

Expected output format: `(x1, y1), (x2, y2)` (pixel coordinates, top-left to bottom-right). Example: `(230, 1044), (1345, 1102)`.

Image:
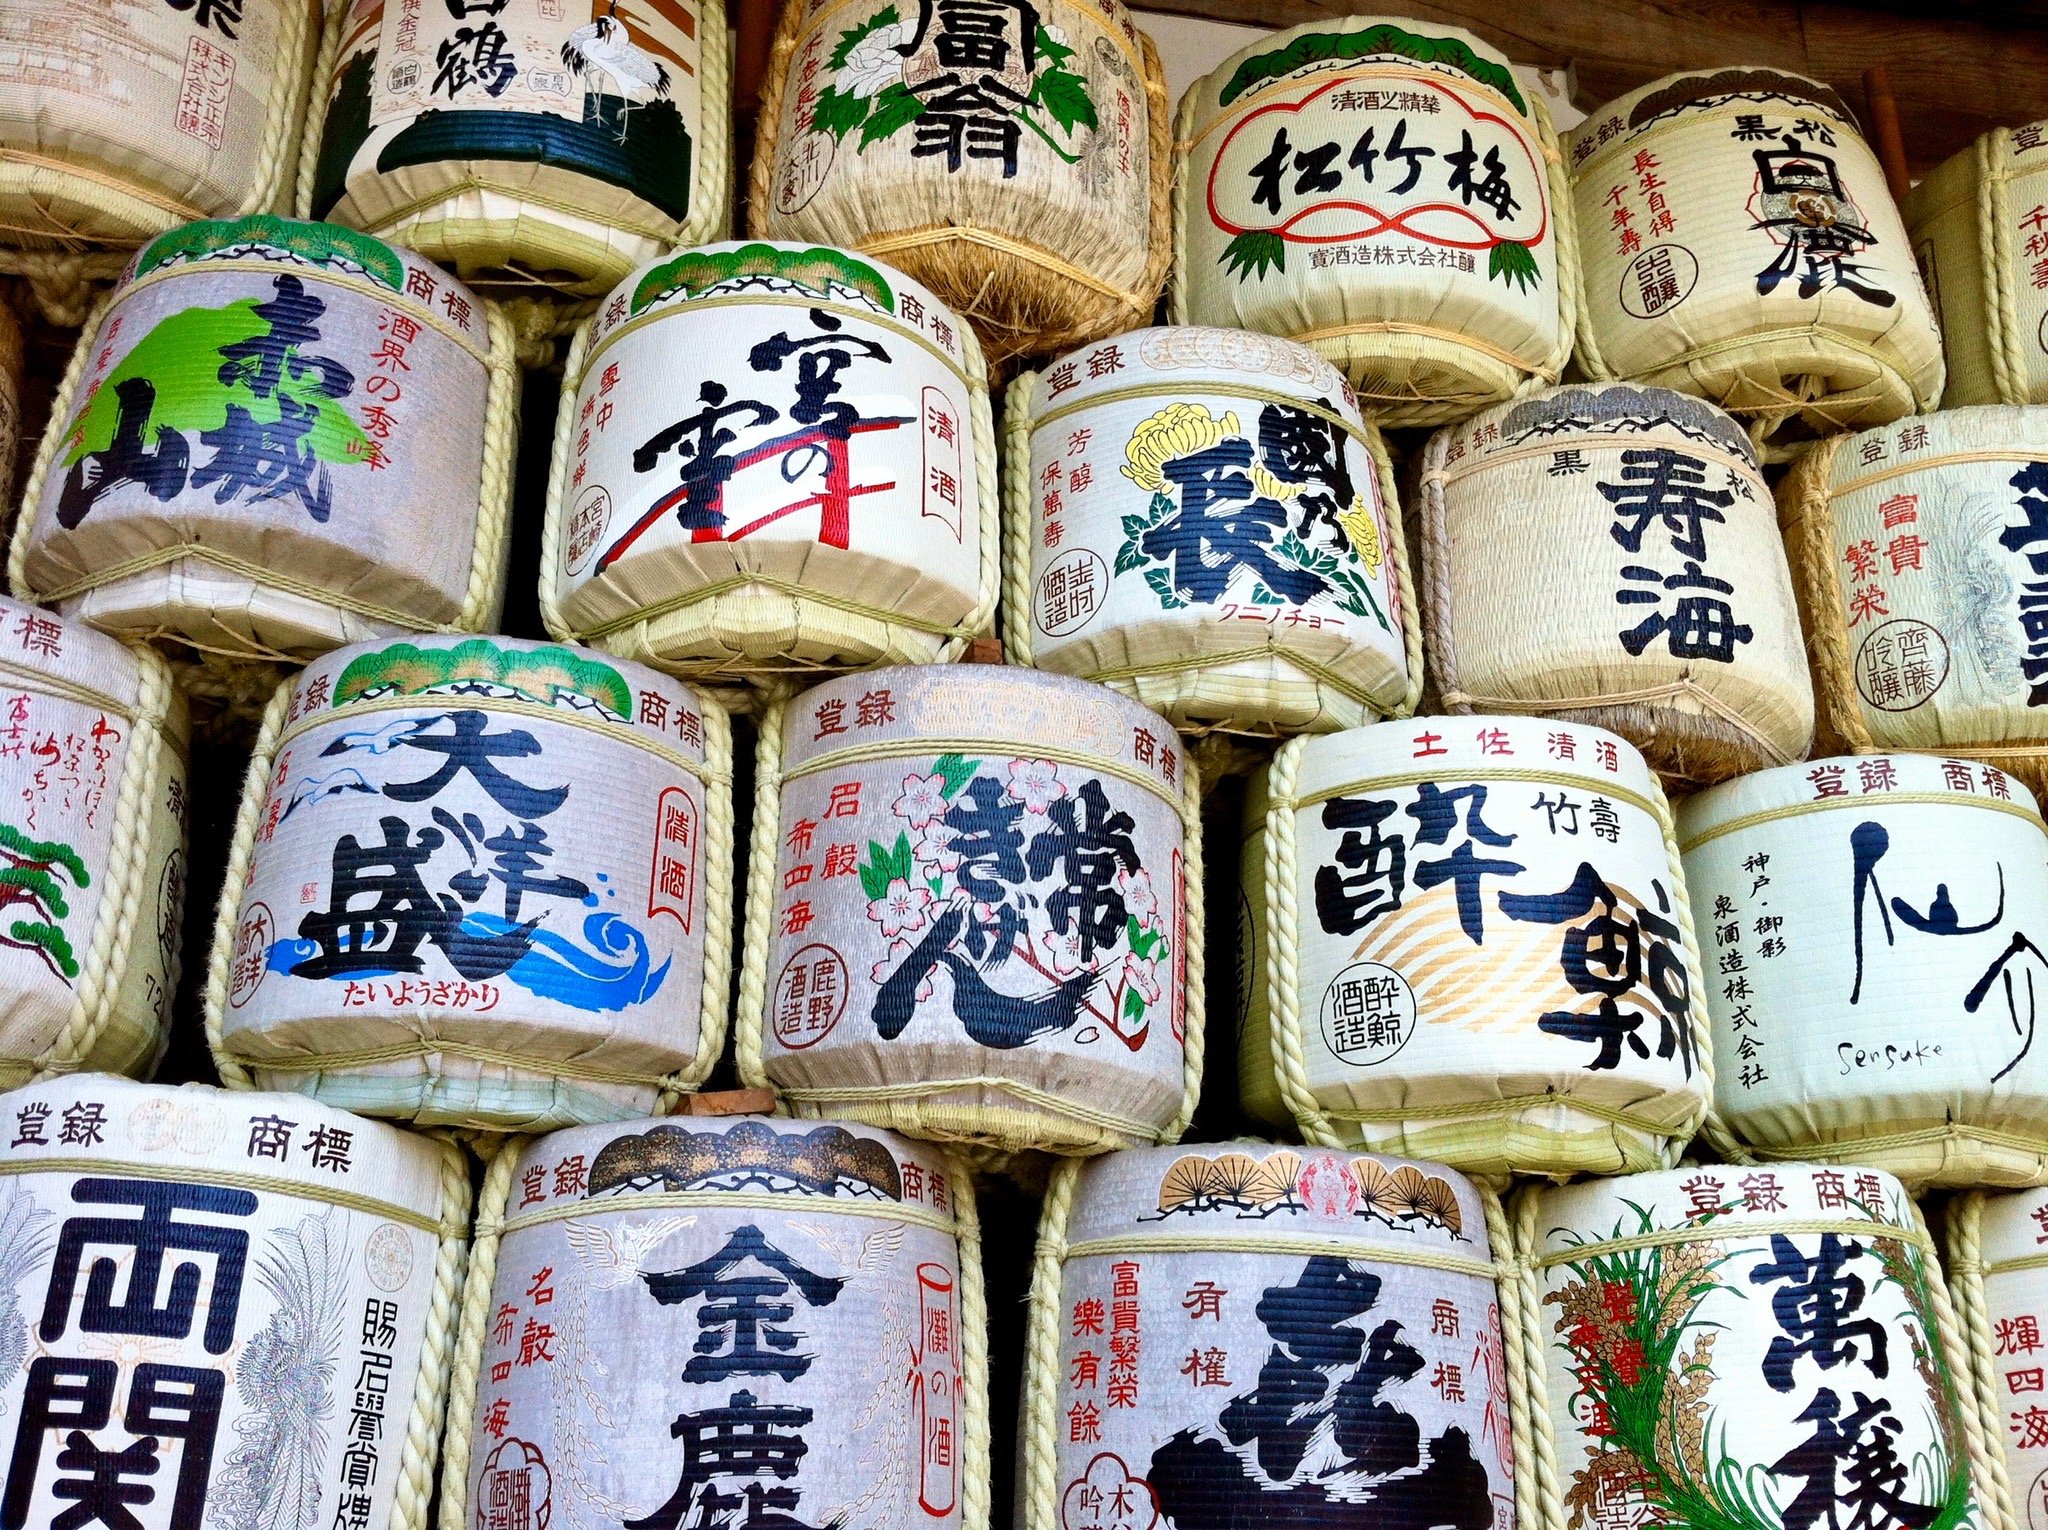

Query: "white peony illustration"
(840, 18), (913, 98)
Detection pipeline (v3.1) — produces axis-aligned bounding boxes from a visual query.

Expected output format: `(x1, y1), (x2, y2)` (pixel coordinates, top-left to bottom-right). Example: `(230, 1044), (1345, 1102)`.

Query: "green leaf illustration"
(859, 842), (897, 901)
(1035, 23), (1074, 64)
(1032, 67), (1097, 137)
(860, 82), (925, 149)
(1248, 581), (1285, 605)
(1120, 513), (1151, 540)
(1220, 231), (1286, 282)
(1114, 538), (1146, 577)
(810, 83), (871, 141)
(1216, 25), (1526, 115)
(1144, 567), (1189, 609)
(1489, 239), (1541, 292)
(828, 4), (900, 70)
(1123, 987), (1148, 1023)
(931, 753), (981, 799)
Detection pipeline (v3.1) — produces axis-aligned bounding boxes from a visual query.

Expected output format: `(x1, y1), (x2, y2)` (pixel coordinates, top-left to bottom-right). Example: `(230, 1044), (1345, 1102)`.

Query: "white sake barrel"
(1005, 324), (1417, 736)
(739, 665), (1200, 1156)
(444, 1116), (984, 1530)
(306, 0), (728, 300)
(1680, 753), (2048, 1187)
(0, 595), (188, 1089)
(541, 240), (994, 688)
(1243, 713), (1709, 1177)
(1908, 122), (2048, 407)
(1173, 16), (1570, 426)
(753, 0), (1166, 367)
(206, 633), (731, 1132)
(0, 1074), (472, 1530)
(0, 0), (317, 250)
(1780, 407), (2048, 800)
(1022, 1142), (1515, 1530)
(1570, 69), (1943, 437)
(1519, 1166), (1990, 1530)
(1947, 1187), (2048, 1530)
(1418, 382), (1814, 788)
(10, 216), (516, 678)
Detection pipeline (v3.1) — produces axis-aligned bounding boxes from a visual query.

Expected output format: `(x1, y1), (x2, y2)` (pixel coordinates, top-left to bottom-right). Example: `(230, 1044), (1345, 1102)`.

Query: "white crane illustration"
(562, 0), (673, 142)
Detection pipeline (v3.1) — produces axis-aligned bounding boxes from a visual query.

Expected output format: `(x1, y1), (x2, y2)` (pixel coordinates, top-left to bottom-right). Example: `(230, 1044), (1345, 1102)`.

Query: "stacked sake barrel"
(1174, 15), (1572, 425)
(306, 0), (730, 300)
(1005, 324), (1419, 736)
(1949, 1185), (2048, 1529)
(206, 633), (732, 1132)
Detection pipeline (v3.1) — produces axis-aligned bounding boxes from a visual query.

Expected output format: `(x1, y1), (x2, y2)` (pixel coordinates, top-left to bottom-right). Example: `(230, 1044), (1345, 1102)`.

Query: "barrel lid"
(1027, 325), (1362, 422)
(1677, 753), (2044, 847)
(1530, 1162), (1914, 1259)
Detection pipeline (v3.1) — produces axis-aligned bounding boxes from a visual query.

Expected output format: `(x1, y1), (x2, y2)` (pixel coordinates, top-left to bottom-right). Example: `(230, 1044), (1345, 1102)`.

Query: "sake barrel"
(737, 665), (1200, 1156)
(443, 1116), (985, 1530)
(1020, 1143), (1516, 1530)
(1947, 1187), (2048, 1530)
(9, 216), (517, 679)
(1568, 69), (1942, 438)
(1004, 324), (1419, 736)
(1172, 17), (1571, 427)
(0, 1073), (472, 1530)
(541, 241), (994, 688)
(1907, 123), (2048, 408)
(751, 0), (1167, 368)
(0, 0), (317, 251)
(306, 0), (728, 301)
(0, 596), (187, 1088)
(1517, 1166), (1991, 1530)
(205, 633), (732, 1132)
(1780, 407), (2048, 800)
(1243, 713), (1709, 1178)
(1678, 753), (2048, 1187)
(1417, 382), (1814, 789)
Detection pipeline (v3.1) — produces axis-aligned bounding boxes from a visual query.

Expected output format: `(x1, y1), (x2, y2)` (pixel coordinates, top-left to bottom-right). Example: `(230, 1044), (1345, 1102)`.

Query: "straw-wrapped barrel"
(1569, 69), (1943, 438)
(1242, 714), (1710, 1178)
(1679, 753), (2048, 1187)
(8, 215), (517, 705)
(1020, 1142), (1516, 1530)
(750, 0), (1169, 367)
(1780, 406), (2048, 800)
(540, 240), (995, 689)
(304, 0), (729, 301)
(442, 1115), (987, 1530)
(0, 595), (187, 1089)
(738, 665), (1202, 1157)
(1515, 1166), (1993, 1530)
(1003, 324), (1419, 736)
(204, 633), (732, 1132)
(1908, 121), (2048, 407)
(1417, 382), (1814, 788)
(0, 1073), (473, 1530)
(1172, 16), (1574, 426)
(1945, 1186), (2048, 1530)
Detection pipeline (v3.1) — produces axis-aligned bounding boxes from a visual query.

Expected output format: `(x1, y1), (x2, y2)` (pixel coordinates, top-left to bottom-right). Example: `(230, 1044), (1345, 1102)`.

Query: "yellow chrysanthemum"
(1121, 403), (1242, 492)
(1336, 493), (1383, 576)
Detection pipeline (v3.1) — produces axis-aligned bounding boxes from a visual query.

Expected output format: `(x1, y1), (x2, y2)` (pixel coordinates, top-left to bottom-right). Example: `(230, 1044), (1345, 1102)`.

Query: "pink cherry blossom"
(1006, 757), (1066, 814)
(867, 877), (932, 938)
(1124, 952), (1161, 1004)
(892, 772), (950, 828)
(871, 938), (933, 1001)
(1117, 866), (1159, 931)
(917, 818), (963, 875)
(1041, 925), (1086, 976)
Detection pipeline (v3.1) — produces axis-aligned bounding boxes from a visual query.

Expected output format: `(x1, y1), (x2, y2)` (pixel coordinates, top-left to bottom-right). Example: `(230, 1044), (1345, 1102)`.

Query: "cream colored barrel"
(1569, 69), (1942, 439)
(1418, 382), (1813, 789)
(1679, 752), (2048, 1188)
(1946, 1188), (2047, 1530)
(1517, 1166), (1993, 1530)
(205, 633), (731, 1132)
(1781, 407), (2048, 800)
(0, 595), (187, 1089)
(750, 0), (1168, 369)
(737, 665), (1202, 1157)
(0, 1073), (473, 1530)
(1172, 16), (1572, 427)
(1245, 713), (1710, 1178)
(0, 0), (317, 251)
(1020, 1143), (1515, 1530)
(1004, 324), (1419, 736)
(1908, 124), (2048, 408)
(8, 215), (517, 699)
(443, 1117), (987, 1530)
(541, 240), (996, 690)
(304, 0), (729, 302)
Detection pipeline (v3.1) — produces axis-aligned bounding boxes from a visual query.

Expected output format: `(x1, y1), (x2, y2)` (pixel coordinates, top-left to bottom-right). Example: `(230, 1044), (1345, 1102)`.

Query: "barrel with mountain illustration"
(205, 633), (730, 1131)
(9, 216), (515, 688)
(0, 595), (187, 1089)
(540, 240), (994, 689)
(738, 665), (1201, 1156)
(304, 0), (728, 299)
(1242, 713), (1710, 1177)
(1021, 1142), (1515, 1530)
(0, 1073), (472, 1530)
(1417, 382), (1813, 788)
(444, 1115), (984, 1530)
(1680, 753), (2048, 1187)
(1004, 324), (1418, 736)
(751, 0), (1168, 367)
(1173, 16), (1572, 427)
(1569, 68), (1943, 439)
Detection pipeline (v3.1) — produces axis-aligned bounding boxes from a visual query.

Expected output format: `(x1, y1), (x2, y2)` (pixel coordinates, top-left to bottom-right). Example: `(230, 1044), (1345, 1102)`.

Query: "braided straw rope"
(1001, 371), (1040, 669)
(1161, 754), (1206, 1143)
(1259, 736), (1341, 1147)
(436, 1140), (520, 1530)
(292, 0), (349, 222)
(1981, 130), (2028, 407)
(659, 687), (737, 1107)
(1909, 1195), (2014, 1530)
(394, 1137), (475, 1530)
(1508, 1184), (1580, 1530)
(1483, 1181), (1543, 1530)
(8, 287), (113, 601)
(734, 698), (787, 1096)
(950, 1150), (993, 1530)
(1944, 1194), (2026, 1530)
(201, 679), (291, 1090)
(1020, 1157), (1079, 1530)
